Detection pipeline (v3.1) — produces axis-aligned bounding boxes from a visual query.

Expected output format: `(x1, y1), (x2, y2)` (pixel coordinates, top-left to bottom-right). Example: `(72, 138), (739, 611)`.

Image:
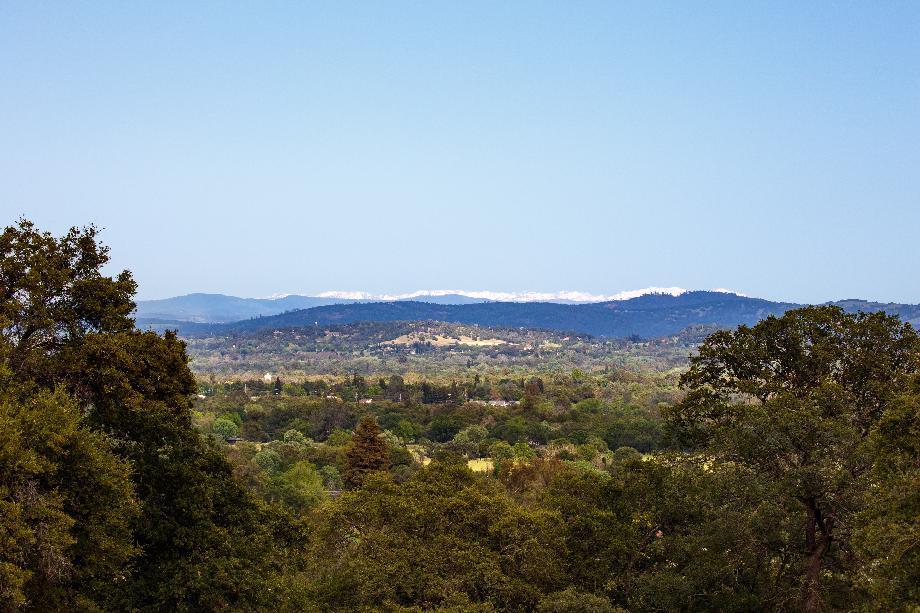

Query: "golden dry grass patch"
(467, 458), (494, 473)
(384, 333), (507, 347)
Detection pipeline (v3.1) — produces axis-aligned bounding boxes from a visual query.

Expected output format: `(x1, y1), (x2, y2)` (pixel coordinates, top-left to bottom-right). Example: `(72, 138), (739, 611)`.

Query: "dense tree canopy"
(0, 220), (302, 611)
(304, 462), (568, 611)
(666, 306), (920, 612)
(3, 219), (920, 612)
(0, 219), (136, 381)
(0, 377), (137, 611)
(856, 377), (920, 608)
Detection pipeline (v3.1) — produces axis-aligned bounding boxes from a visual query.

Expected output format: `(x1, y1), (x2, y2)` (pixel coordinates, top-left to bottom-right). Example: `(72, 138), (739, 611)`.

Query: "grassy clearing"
(467, 458), (494, 473)
(385, 333), (507, 347)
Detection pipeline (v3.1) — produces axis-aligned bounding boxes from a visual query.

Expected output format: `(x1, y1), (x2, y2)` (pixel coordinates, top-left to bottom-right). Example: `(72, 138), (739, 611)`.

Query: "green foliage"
(673, 305), (920, 444)
(427, 414), (463, 442)
(0, 377), (138, 611)
(611, 446), (641, 464)
(8, 219), (920, 612)
(0, 219), (136, 382)
(537, 587), (623, 613)
(282, 428), (309, 446)
(451, 425), (488, 457)
(211, 416), (240, 439)
(539, 466), (633, 595)
(512, 442), (535, 461)
(489, 441), (514, 463)
(855, 379), (920, 608)
(665, 306), (920, 611)
(254, 449), (283, 475)
(621, 456), (785, 612)
(0, 219), (304, 611)
(343, 415), (390, 489)
(320, 465), (344, 490)
(185, 309), (920, 611)
(303, 463), (566, 611)
(393, 418), (422, 442)
(271, 461), (326, 513)
(326, 428), (353, 447)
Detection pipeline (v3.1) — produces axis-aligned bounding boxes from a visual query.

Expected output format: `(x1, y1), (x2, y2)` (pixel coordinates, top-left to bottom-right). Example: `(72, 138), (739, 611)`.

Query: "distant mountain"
(139, 291), (920, 339)
(152, 291), (783, 338)
(135, 287), (685, 325)
(136, 287), (714, 324)
(827, 299), (920, 326)
(134, 292), (492, 323)
(395, 293), (490, 305)
(135, 293), (348, 323)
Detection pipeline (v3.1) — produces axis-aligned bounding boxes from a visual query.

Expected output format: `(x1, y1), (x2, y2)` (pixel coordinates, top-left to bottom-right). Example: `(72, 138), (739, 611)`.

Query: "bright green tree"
(271, 461), (326, 513)
(0, 378), (138, 611)
(512, 441), (536, 461)
(212, 416), (240, 439)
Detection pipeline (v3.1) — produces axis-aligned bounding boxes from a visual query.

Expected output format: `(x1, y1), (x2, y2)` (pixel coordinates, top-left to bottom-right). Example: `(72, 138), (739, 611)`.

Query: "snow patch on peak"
(307, 287), (739, 303)
(711, 288), (747, 297)
(315, 290), (377, 300)
(260, 288), (745, 303)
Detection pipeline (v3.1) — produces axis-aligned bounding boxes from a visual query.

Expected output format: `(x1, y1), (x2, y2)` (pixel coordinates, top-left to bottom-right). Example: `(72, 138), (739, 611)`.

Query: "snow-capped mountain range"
(134, 289), (920, 337)
(135, 288), (742, 324)
(276, 287), (744, 303)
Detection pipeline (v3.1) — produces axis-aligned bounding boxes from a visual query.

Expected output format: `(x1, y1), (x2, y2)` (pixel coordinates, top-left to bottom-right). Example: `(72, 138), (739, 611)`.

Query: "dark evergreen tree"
(343, 415), (389, 489)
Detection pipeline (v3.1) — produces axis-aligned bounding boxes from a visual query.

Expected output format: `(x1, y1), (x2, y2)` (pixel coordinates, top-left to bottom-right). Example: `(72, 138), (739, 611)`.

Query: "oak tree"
(666, 306), (920, 612)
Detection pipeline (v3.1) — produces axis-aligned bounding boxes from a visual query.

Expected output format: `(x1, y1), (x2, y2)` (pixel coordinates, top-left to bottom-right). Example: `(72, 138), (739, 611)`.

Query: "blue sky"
(2, 2), (918, 302)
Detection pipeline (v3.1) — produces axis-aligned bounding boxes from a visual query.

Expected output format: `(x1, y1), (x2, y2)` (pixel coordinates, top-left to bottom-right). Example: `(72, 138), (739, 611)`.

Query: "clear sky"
(2, 2), (918, 302)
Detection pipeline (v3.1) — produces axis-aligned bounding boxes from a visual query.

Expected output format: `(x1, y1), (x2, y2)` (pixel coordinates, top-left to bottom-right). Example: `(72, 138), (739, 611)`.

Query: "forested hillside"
(3, 219), (920, 612)
(148, 292), (920, 340)
(160, 292), (797, 338)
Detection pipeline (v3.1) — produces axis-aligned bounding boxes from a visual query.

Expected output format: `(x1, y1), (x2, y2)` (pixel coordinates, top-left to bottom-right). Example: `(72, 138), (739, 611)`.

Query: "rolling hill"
(148, 291), (779, 338)
(135, 292), (497, 323)
(134, 288), (692, 323)
(139, 291), (920, 340)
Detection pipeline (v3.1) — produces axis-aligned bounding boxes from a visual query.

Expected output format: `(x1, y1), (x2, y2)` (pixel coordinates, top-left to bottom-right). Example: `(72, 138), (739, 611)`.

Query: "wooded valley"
(2, 220), (919, 612)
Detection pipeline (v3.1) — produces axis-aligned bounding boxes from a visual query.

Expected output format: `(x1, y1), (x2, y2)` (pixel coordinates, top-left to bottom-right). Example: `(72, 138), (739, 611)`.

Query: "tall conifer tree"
(343, 415), (389, 489)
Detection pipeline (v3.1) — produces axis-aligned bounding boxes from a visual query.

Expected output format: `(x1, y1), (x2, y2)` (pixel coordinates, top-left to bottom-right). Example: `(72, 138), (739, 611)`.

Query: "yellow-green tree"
(0, 379), (138, 611)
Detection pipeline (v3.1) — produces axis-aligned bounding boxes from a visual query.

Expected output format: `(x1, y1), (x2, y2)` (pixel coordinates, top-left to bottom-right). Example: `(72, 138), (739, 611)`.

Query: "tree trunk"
(801, 498), (833, 613)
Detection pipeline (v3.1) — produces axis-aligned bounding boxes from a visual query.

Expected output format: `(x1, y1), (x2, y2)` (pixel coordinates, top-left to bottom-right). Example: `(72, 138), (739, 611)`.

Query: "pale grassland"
(467, 458), (494, 473)
(406, 445), (492, 472)
(406, 444), (432, 465)
(384, 333), (507, 347)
